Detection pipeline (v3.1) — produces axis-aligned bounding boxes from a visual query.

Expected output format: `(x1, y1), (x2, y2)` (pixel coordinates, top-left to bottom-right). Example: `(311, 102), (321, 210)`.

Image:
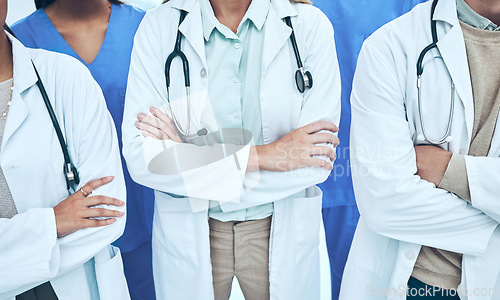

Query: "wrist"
(246, 145), (270, 172)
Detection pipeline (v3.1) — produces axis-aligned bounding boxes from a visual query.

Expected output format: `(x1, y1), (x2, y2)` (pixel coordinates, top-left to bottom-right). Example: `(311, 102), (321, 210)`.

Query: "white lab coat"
(341, 0), (500, 299)
(122, 0), (341, 298)
(0, 34), (129, 300)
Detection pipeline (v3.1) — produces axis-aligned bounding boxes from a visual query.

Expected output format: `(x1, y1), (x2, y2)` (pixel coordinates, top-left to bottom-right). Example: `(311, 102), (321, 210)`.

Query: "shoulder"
(115, 3), (146, 20)
(291, 3), (334, 36)
(11, 9), (45, 30)
(10, 9), (46, 46)
(363, 1), (430, 53)
(29, 48), (98, 95)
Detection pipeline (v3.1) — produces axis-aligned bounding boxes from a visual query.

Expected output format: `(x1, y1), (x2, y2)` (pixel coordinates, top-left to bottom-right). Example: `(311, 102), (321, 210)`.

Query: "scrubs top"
(12, 4), (154, 253)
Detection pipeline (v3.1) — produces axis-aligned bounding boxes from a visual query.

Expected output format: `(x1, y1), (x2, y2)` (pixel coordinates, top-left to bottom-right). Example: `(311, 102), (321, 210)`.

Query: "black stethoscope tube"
(3, 23), (80, 192)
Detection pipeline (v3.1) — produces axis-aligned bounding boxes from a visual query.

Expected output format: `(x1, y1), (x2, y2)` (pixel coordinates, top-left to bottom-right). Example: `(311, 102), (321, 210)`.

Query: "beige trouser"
(209, 216), (272, 300)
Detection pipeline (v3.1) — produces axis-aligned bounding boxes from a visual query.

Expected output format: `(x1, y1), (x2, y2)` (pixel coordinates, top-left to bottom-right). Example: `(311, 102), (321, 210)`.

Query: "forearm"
(438, 153), (471, 201)
(464, 156), (500, 222)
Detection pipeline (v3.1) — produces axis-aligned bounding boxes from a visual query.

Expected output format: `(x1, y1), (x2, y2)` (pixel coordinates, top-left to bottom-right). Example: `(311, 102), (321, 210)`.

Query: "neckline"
(40, 4), (117, 67)
(460, 20), (500, 44)
(0, 78), (13, 86)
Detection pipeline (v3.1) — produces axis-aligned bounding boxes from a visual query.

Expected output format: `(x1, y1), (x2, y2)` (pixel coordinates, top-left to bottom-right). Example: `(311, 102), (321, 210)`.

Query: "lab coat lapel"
(1, 92), (29, 151)
(434, 0), (474, 142)
(176, 1), (208, 69)
(261, 5), (293, 76)
(2, 34), (37, 150)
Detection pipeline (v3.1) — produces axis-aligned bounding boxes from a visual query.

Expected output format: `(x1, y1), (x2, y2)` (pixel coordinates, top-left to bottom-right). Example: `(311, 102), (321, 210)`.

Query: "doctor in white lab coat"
(341, 0), (500, 299)
(0, 6), (129, 299)
(122, 0), (341, 298)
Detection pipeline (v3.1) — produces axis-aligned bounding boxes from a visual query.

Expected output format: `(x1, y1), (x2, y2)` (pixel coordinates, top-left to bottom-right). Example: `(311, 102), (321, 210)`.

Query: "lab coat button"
(232, 77), (239, 83)
(200, 68), (207, 78)
(405, 250), (416, 260)
(234, 43), (240, 49)
(233, 112), (239, 118)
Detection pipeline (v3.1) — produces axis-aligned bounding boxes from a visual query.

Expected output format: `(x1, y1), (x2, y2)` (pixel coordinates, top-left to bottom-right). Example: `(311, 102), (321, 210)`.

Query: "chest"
(403, 44), (500, 157)
(0, 92), (73, 212)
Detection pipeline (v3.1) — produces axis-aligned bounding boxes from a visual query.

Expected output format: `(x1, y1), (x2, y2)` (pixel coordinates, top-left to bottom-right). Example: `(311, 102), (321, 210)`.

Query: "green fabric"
(456, 0), (500, 31)
(200, 0), (274, 221)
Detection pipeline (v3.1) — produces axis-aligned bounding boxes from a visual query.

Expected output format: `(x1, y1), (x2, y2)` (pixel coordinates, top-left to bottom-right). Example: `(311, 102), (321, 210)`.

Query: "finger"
(303, 121), (339, 134)
(310, 133), (340, 146)
(86, 195), (125, 207)
(136, 121), (171, 140)
(138, 114), (164, 130)
(83, 218), (117, 229)
(309, 146), (337, 161)
(82, 177), (114, 195)
(307, 157), (334, 170)
(84, 208), (125, 218)
(137, 115), (180, 141)
(151, 108), (183, 143)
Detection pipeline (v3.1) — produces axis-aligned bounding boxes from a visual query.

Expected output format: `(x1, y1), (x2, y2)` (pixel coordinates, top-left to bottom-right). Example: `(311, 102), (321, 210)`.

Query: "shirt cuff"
(438, 153), (471, 202)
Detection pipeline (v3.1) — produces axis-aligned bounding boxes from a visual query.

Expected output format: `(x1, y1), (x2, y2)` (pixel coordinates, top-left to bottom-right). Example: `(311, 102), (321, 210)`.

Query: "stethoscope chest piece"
(295, 68), (313, 93)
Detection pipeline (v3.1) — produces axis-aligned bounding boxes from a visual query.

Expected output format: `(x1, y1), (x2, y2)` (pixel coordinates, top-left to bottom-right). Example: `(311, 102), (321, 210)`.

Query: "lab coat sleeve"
(350, 40), (498, 256)
(220, 9), (341, 212)
(0, 208), (59, 295)
(464, 156), (500, 222)
(122, 13), (250, 202)
(54, 68), (126, 277)
(0, 59), (126, 296)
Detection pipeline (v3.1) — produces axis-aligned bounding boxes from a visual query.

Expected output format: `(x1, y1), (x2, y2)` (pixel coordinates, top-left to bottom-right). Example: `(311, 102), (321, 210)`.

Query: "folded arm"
(351, 40), (498, 257)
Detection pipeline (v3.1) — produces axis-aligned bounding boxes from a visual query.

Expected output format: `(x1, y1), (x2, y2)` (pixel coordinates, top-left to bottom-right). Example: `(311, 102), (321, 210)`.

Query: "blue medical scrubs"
(12, 5), (156, 300)
(312, 1), (428, 298)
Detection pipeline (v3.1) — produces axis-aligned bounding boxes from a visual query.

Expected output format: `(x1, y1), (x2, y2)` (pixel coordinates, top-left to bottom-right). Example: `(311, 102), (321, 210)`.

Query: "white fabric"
(0, 34), (128, 300)
(340, 0), (500, 299)
(122, 0), (341, 298)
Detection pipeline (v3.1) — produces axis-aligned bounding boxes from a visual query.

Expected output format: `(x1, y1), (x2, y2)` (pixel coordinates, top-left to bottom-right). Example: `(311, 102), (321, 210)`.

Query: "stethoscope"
(164, 10), (313, 141)
(3, 24), (80, 193)
(416, 0), (455, 145)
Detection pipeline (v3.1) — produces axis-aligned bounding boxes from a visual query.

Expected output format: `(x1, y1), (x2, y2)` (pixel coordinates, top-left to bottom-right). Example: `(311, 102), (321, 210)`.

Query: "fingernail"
(150, 107), (157, 113)
(137, 113), (146, 120)
(142, 130), (150, 137)
(118, 200), (125, 205)
(106, 176), (114, 181)
(119, 212), (125, 216)
(135, 121), (142, 129)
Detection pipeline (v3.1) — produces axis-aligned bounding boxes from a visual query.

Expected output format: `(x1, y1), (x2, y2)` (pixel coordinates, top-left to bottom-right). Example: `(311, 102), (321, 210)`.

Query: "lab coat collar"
(170, 0), (208, 69)
(6, 32), (38, 95)
(432, 0), (475, 142)
(261, 1), (296, 77)
(169, 0), (297, 19)
(433, 0), (459, 26)
(1, 32), (34, 150)
(168, 0), (298, 72)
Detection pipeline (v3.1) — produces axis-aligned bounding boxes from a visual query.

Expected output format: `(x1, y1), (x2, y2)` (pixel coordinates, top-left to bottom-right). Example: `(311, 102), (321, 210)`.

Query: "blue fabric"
(121, 240), (156, 300)
(313, 1), (428, 299)
(315, 0), (429, 208)
(12, 5), (156, 299)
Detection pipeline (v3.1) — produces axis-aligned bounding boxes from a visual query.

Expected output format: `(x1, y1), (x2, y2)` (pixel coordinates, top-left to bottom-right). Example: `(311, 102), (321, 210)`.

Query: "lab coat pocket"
(293, 185), (323, 264)
(94, 246), (130, 300)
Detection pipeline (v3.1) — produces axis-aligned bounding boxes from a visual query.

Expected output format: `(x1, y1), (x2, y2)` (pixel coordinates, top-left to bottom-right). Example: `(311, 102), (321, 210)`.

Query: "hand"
(248, 120), (340, 172)
(414, 145), (453, 186)
(136, 107), (182, 142)
(53, 176), (125, 238)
